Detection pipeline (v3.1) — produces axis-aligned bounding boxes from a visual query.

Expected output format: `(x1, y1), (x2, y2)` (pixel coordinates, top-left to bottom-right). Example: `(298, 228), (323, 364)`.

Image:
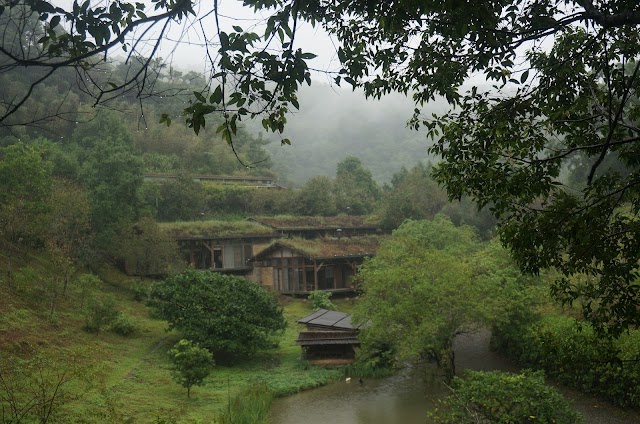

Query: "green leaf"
(209, 85), (223, 104)
(520, 70), (529, 84)
(49, 15), (60, 29)
(193, 91), (206, 103)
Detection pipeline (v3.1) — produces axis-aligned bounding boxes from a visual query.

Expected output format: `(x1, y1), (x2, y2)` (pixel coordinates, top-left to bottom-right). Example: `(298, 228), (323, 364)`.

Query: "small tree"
(168, 339), (214, 398)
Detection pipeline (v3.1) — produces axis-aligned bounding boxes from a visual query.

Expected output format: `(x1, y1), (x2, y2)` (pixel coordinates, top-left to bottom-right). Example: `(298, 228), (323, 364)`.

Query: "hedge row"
(493, 315), (640, 407)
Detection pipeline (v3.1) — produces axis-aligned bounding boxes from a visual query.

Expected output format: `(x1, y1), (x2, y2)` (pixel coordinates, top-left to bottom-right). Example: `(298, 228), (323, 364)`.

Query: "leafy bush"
(84, 296), (119, 333)
(148, 271), (287, 357)
(493, 315), (640, 407)
(431, 370), (582, 424)
(307, 290), (335, 311)
(110, 313), (137, 336)
(132, 280), (149, 302)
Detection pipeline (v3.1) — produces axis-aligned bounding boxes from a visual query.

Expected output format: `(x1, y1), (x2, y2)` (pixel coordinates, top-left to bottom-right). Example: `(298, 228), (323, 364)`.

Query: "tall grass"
(218, 382), (274, 424)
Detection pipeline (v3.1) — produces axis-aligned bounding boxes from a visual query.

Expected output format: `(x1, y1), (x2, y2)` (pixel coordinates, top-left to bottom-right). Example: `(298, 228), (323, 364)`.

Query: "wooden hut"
(249, 236), (381, 294)
(296, 309), (362, 365)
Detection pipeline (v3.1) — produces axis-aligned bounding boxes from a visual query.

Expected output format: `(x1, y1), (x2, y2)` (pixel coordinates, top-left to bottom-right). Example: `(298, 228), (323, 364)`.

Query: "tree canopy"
(353, 217), (537, 377)
(148, 271), (287, 357)
(3, 0), (640, 332)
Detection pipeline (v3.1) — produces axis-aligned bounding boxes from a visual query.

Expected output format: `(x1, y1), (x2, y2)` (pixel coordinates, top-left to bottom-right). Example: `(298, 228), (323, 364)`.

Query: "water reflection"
(271, 330), (640, 424)
(270, 365), (446, 424)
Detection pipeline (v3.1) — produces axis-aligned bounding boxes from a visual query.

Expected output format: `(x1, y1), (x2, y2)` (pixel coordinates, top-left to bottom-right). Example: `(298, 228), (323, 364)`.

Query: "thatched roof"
(249, 215), (378, 230)
(251, 236), (382, 260)
(161, 220), (275, 239)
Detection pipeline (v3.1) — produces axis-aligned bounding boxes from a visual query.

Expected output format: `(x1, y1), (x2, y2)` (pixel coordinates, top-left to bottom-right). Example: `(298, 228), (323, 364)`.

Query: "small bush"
(308, 290), (335, 311)
(132, 280), (149, 302)
(110, 313), (137, 336)
(431, 370), (582, 424)
(84, 297), (119, 333)
(493, 315), (640, 407)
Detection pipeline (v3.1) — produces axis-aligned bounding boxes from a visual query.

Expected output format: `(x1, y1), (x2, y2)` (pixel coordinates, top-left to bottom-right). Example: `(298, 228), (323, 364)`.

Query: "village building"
(161, 216), (384, 293)
(295, 309), (362, 365)
(249, 235), (381, 294)
(161, 220), (277, 276)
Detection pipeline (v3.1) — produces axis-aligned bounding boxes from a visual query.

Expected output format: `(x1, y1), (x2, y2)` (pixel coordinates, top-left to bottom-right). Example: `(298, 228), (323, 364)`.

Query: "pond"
(270, 331), (640, 424)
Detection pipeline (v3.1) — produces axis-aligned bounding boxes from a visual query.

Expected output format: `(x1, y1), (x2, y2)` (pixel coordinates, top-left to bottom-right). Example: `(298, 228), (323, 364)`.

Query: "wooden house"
(296, 309), (362, 365)
(161, 216), (384, 289)
(161, 220), (278, 276)
(249, 236), (381, 294)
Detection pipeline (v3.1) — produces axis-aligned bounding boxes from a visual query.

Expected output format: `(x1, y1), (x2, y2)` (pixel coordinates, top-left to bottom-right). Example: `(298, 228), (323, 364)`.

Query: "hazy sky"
(152, 0), (340, 80)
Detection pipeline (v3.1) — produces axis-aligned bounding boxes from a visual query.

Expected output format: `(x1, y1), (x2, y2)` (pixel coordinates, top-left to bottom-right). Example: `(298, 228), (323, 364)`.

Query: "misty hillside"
(253, 84), (450, 185)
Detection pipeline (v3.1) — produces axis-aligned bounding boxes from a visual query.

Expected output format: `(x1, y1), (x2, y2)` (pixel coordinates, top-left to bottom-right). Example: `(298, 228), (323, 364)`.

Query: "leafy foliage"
(168, 339), (214, 398)
(307, 290), (335, 311)
(4, 0), (640, 333)
(84, 296), (119, 334)
(431, 370), (582, 424)
(148, 271), (287, 357)
(0, 142), (52, 246)
(354, 217), (537, 377)
(494, 315), (640, 408)
(0, 350), (96, 424)
(111, 217), (182, 276)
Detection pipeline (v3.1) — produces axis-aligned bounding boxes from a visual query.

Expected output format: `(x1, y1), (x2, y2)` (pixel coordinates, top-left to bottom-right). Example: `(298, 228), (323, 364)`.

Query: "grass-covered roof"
(161, 220), (275, 239)
(254, 235), (383, 260)
(250, 215), (379, 230)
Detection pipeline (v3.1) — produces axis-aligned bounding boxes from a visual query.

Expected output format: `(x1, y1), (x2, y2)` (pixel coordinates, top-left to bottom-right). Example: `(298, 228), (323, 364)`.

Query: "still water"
(270, 331), (640, 424)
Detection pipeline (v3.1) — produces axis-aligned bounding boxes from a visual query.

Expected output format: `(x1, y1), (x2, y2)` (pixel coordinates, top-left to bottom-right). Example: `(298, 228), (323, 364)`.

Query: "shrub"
(110, 313), (137, 336)
(84, 296), (119, 333)
(308, 290), (335, 311)
(132, 280), (149, 302)
(493, 315), (640, 408)
(431, 370), (582, 424)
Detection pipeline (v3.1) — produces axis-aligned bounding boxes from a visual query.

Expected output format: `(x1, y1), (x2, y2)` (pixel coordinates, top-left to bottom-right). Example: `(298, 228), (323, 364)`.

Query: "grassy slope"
(0, 252), (348, 423)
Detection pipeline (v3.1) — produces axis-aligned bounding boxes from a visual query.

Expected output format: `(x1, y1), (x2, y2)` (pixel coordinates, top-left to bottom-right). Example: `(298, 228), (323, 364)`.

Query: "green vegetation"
(308, 291), (335, 311)
(148, 271), (287, 357)
(168, 339), (215, 399)
(160, 219), (274, 238)
(431, 370), (582, 424)
(0, 256), (342, 422)
(354, 217), (539, 378)
(494, 314), (640, 408)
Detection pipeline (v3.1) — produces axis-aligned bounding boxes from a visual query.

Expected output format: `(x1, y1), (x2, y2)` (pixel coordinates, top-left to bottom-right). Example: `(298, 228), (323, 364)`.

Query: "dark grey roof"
(297, 309), (362, 330)
(295, 331), (360, 346)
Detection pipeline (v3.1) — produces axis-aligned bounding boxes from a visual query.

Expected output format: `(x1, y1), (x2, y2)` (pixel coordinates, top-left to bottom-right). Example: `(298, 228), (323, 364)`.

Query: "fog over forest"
(248, 83), (450, 185)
